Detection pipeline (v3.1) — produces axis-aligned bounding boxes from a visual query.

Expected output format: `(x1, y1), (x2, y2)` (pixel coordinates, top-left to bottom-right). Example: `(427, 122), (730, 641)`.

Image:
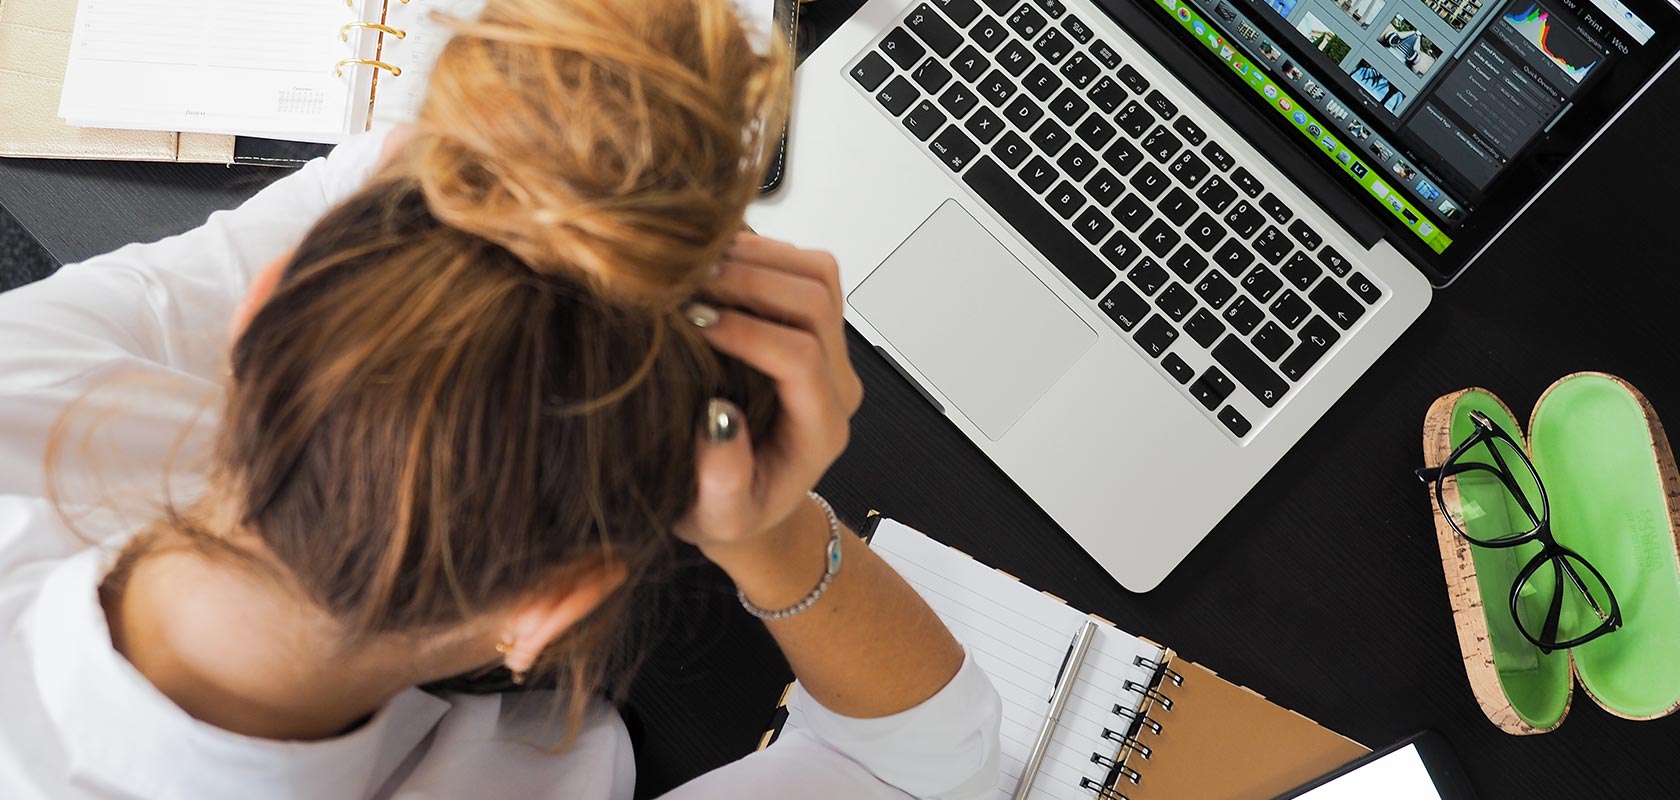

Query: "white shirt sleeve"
(661, 648), (1003, 800)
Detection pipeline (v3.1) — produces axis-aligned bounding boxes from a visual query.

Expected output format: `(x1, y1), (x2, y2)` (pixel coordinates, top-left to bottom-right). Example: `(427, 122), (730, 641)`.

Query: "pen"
(1012, 618), (1100, 800)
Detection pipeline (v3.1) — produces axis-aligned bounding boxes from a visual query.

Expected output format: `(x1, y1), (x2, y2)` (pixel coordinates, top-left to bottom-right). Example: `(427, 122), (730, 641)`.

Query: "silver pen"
(1012, 618), (1100, 800)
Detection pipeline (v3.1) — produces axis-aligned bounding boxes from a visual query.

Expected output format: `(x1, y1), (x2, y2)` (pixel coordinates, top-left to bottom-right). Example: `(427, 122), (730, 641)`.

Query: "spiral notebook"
(761, 518), (1368, 799)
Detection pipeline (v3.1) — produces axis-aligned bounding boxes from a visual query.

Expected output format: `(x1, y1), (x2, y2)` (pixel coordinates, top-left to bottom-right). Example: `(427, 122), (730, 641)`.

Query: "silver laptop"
(747, 0), (1679, 590)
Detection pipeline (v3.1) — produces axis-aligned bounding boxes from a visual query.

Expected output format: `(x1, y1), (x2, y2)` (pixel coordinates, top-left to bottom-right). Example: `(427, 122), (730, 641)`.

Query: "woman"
(0, 0), (1002, 797)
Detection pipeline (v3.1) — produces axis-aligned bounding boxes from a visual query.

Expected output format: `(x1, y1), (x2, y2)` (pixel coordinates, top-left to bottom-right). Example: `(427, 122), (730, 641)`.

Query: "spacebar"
(963, 156), (1117, 299)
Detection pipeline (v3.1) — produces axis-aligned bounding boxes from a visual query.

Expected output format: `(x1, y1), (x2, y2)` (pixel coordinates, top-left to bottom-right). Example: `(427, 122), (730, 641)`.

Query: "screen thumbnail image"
(1282, 60), (1307, 80)
(1503, 1), (1600, 82)
(1350, 58), (1408, 113)
(1347, 118), (1373, 139)
(1378, 15), (1444, 77)
(1421, 0), (1484, 31)
(1333, 0), (1388, 28)
(1296, 11), (1355, 62)
(1259, 39), (1284, 60)
(1304, 79), (1328, 101)
(1324, 98), (1351, 120)
(1266, 0), (1300, 18)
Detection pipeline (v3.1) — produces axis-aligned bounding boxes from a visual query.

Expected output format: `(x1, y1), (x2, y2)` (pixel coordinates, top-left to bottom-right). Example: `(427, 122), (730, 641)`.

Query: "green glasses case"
(1422, 372), (1680, 734)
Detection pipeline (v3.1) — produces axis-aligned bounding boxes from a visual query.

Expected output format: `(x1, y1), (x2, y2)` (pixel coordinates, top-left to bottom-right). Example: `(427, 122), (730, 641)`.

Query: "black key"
(964, 106), (1005, 143)
(1140, 218), (1180, 257)
(1186, 212), (1226, 252)
(1253, 225), (1292, 264)
(1116, 100), (1154, 138)
(907, 4), (964, 56)
(1280, 316), (1340, 381)
(1288, 219), (1322, 250)
(1118, 64), (1150, 94)
(1061, 14), (1094, 43)
(933, 0), (982, 26)
(964, 156), (1117, 298)
(1002, 95), (1044, 131)
(1309, 280), (1365, 330)
(1023, 64), (1061, 100)
(902, 100), (947, 141)
(876, 76), (919, 116)
(1057, 143), (1097, 180)
(1046, 180), (1086, 219)
(1100, 230), (1142, 271)
(1185, 308), (1225, 347)
(1203, 141), (1234, 172)
(1048, 87), (1089, 125)
(971, 15), (1009, 51)
(1171, 117), (1206, 146)
(1072, 206), (1113, 244)
(1163, 352), (1195, 384)
(1114, 194), (1151, 231)
(1029, 119), (1071, 155)
(1269, 290), (1310, 329)
(1088, 76), (1126, 114)
(1102, 138), (1143, 176)
(1251, 321), (1291, 361)
(997, 40), (1036, 76)
(1223, 200), (1264, 239)
(1034, 27), (1073, 64)
(912, 57), (954, 93)
(1218, 406), (1252, 437)
(992, 131), (1031, 168)
(1075, 114), (1117, 149)
(1196, 175), (1238, 214)
(851, 52), (895, 91)
(1019, 155), (1057, 192)
(1059, 53), (1100, 90)
(1100, 282), (1150, 330)
(1128, 257), (1169, 295)
(1133, 315), (1179, 358)
(1213, 240), (1254, 277)
(977, 69), (1018, 106)
(1158, 187), (1197, 226)
(1165, 244), (1207, 282)
(1168, 150), (1210, 188)
(1129, 163), (1169, 200)
(1006, 4), (1048, 38)
(979, 0), (1015, 11)
(1194, 270), (1236, 308)
(929, 125), (980, 171)
(1319, 246), (1351, 277)
(1156, 282), (1196, 321)
(1258, 192), (1292, 224)
(1214, 335), (1288, 407)
(1230, 166), (1263, 197)
(1241, 265), (1283, 303)
(950, 45), (991, 81)
(881, 27), (926, 70)
(1091, 39), (1123, 70)
(1223, 296), (1263, 334)
(1280, 252), (1321, 291)
(1190, 367), (1234, 410)
(1142, 125), (1182, 163)
(1348, 272), (1382, 304)
(1033, 0), (1067, 17)
(1086, 168), (1124, 207)
(1144, 89), (1178, 119)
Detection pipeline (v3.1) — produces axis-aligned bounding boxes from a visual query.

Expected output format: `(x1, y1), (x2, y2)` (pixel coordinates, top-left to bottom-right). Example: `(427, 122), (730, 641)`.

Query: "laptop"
(746, 0), (1680, 590)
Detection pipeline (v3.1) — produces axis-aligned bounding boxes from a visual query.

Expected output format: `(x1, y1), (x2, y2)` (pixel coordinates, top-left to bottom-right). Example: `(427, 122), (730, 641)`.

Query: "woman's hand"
(674, 233), (864, 560)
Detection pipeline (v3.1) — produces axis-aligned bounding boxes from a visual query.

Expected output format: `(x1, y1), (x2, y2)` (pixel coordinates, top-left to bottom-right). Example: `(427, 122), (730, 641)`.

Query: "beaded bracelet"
(737, 492), (843, 621)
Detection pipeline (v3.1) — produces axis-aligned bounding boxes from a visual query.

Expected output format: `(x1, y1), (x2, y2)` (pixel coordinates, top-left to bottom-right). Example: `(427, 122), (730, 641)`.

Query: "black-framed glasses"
(1416, 410), (1622, 654)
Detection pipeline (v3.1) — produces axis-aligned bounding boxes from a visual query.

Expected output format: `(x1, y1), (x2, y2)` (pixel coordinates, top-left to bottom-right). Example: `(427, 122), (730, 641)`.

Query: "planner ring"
(1123, 679), (1175, 711)
(1089, 752), (1142, 784)
(334, 58), (402, 77)
(341, 22), (407, 41)
(1101, 727), (1152, 760)
(1111, 703), (1163, 735)
(1133, 655), (1184, 686)
(1078, 776), (1131, 799)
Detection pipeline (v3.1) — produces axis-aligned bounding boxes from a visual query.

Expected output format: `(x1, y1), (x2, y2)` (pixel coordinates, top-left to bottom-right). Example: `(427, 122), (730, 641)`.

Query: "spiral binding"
(1077, 654), (1182, 799)
(1134, 654), (1184, 686)
(1111, 703), (1163, 735)
(1123, 679), (1175, 711)
(1079, 776), (1131, 799)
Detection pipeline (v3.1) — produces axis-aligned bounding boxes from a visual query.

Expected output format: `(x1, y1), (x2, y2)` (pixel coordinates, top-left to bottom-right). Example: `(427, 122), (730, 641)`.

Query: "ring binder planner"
(342, 23), (408, 42)
(335, 59), (403, 78)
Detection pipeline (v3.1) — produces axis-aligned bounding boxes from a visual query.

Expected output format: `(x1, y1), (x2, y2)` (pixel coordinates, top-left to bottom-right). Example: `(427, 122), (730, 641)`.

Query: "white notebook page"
(783, 520), (1165, 800)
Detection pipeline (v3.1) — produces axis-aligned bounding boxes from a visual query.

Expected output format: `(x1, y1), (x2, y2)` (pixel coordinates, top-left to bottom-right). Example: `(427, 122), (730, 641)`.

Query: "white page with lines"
(783, 520), (1165, 799)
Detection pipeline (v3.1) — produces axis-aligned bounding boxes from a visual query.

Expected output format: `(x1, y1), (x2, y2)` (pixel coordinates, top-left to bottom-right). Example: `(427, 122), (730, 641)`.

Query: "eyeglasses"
(1415, 410), (1621, 654)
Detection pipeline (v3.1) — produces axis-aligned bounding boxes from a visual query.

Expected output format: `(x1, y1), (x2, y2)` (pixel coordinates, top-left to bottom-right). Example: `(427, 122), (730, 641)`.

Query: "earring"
(495, 639), (528, 685)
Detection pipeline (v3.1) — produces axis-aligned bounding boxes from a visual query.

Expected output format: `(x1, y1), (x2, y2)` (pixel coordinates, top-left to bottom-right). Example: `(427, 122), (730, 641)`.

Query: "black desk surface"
(5, 2), (1680, 797)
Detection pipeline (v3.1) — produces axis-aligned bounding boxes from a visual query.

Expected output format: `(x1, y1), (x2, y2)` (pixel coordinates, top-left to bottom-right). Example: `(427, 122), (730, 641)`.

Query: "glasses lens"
(1441, 433), (1545, 546)
(1514, 552), (1619, 649)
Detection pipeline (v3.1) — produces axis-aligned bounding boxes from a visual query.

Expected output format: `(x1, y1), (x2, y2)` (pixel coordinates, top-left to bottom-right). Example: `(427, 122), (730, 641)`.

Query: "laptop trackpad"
(850, 200), (1096, 441)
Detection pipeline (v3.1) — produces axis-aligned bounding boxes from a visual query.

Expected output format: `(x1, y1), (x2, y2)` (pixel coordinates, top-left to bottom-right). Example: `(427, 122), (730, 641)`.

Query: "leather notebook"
(760, 517), (1368, 799)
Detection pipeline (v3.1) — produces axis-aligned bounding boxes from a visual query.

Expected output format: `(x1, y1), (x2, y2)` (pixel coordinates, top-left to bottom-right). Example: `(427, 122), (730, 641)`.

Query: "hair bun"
(408, 0), (790, 308)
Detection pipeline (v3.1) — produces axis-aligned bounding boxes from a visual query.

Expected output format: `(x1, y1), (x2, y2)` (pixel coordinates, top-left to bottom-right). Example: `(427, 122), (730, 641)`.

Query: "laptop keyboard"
(847, 0), (1387, 440)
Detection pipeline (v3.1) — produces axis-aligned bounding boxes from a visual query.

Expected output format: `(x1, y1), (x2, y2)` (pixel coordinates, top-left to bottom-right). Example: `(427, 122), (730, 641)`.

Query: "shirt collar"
(24, 548), (452, 800)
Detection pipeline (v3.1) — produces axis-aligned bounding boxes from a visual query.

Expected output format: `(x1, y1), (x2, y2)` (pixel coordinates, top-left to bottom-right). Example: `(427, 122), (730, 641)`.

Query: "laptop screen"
(1121, 0), (1680, 281)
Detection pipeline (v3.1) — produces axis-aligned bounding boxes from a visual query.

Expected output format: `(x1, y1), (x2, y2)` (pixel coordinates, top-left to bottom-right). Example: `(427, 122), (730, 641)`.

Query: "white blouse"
(0, 131), (1003, 800)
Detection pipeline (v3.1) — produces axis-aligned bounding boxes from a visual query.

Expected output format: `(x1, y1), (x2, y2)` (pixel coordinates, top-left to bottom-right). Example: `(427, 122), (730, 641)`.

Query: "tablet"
(1277, 731), (1478, 799)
